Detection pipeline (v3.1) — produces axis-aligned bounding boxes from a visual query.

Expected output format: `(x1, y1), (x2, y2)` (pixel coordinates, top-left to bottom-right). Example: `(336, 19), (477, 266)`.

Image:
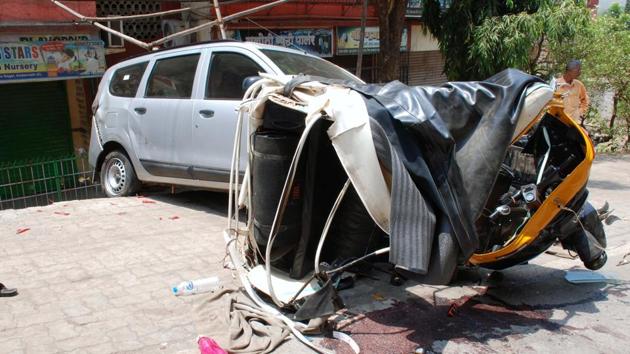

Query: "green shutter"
(0, 81), (74, 163)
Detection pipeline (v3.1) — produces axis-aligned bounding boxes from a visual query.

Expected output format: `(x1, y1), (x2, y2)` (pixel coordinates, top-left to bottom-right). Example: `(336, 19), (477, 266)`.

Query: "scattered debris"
(169, 216), (180, 220)
(371, 293), (385, 301)
(545, 249), (578, 260)
(332, 331), (360, 354)
(172, 277), (220, 296)
(447, 303), (458, 317)
(445, 294), (476, 317)
(565, 270), (621, 284)
(604, 215), (622, 225)
(486, 271), (504, 285)
(618, 252), (630, 267)
(142, 200), (156, 204)
(53, 211), (70, 216)
(597, 201), (621, 225)
(159, 342), (168, 350)
(247, 266), (320, 303)
(16, 228), (30, 235)
(389, 273), (405, 286)
(337, 274), (356, 291)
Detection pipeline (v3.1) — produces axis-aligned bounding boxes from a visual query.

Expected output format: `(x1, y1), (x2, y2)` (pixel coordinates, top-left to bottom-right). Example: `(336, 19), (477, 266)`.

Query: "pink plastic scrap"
(198, 336), (227, 354)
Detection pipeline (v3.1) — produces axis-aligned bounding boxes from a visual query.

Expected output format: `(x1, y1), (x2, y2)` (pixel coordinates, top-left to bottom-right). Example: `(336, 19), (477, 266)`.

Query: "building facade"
(0, 0), (104, 165)
(0, 0), (447, 165)
(200, 0), (447, 85)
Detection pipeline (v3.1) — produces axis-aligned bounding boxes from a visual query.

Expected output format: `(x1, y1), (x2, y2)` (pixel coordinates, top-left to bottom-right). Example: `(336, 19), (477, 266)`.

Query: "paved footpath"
(1, 155), (630, 354)
(0, 192), (232, 353)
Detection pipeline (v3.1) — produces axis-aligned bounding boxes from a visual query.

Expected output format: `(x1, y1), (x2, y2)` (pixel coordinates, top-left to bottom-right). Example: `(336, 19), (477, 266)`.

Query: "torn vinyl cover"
(227, 69), (544, 324)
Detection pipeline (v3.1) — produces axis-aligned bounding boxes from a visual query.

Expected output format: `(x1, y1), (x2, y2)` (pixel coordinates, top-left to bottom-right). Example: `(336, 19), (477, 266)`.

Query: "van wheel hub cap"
(105, 158), (126, 194)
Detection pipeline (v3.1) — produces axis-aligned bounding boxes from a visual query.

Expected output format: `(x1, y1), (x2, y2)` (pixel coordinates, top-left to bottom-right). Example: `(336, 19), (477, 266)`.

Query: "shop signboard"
(336, 27), (408, 55)
(2, 34), (93, 42)
(0, 40), (106, 83)
(233, 28), (334, 57)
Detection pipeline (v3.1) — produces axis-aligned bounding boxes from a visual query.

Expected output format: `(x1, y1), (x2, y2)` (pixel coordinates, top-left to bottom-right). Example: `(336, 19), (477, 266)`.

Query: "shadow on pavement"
(327, 263), (629, 354)
(588, 179), (629, 190)
(143, 187), (230, 218)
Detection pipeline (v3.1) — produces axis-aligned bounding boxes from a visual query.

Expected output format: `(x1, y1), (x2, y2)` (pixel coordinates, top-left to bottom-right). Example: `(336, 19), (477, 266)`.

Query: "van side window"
(109, 62), (148, 97)
(146, 54), (200, 99)
(206, 52), (263, 100)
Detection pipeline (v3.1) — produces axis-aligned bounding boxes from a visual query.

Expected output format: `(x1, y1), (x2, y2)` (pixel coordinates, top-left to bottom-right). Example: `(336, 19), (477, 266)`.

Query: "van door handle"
(199, 109), (214, 118)
(134, 107), (147, 114)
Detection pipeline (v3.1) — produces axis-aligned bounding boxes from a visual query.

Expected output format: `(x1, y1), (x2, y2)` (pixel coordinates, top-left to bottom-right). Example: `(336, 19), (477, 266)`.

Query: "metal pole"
(356, 0), (368, 78)
(149, 0), (291, 47)
(222, 0), (291, 22)
(213, 0), (227, 39)
(148, 19), (219, 47)
(50, 0), (247, 22)
(52, 0), (292, 50)
(92, 22), (150, 49)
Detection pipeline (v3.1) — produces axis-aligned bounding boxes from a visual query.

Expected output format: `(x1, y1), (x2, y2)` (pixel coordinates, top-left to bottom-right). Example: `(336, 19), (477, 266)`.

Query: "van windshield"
(261, 49), (361, 83)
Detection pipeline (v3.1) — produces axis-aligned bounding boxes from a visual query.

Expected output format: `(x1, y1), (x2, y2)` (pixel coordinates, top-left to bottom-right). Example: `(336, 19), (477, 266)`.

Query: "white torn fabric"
(323, 86), (391, 233)
(247, 265), (321, 304)
(511, 82), (554, 142)
(243, 78), (391, 234)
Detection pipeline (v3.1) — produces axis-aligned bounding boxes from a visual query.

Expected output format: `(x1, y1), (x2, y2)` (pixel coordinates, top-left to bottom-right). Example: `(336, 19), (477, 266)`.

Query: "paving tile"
(3, 160), (629, 354)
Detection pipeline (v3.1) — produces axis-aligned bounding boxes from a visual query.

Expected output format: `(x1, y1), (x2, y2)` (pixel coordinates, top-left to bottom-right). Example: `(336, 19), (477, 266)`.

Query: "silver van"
(89, 41), (359, 197)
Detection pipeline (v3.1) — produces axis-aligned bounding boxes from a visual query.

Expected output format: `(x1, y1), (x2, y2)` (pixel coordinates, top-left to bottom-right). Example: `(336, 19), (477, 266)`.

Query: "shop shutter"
(0, 81), (74, 163)
(408, 51), (447, 86)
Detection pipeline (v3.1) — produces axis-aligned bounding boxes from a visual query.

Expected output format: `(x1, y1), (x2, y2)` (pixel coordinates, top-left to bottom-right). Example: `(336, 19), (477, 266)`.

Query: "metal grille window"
(96, 0), (162, 41)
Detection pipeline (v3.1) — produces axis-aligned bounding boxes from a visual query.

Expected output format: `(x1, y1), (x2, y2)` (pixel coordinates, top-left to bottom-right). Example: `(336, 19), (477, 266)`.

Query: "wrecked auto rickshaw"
(222, 70), (609, 352)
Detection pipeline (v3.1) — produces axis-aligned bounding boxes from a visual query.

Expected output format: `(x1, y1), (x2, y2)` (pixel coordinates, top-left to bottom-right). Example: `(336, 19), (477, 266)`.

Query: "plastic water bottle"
(172, 277), (219, 296)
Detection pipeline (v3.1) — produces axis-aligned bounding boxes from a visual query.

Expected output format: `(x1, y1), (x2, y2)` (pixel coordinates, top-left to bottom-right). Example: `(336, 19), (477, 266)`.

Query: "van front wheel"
(100, 151), (140, 197)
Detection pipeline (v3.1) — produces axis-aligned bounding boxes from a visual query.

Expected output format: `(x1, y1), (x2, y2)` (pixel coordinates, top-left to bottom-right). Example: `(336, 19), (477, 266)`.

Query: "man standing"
(556, 60), (590, 123)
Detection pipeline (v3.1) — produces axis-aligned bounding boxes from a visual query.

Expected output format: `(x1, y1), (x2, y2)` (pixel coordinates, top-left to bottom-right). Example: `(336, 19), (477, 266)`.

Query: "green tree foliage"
(422, 0), (589, 80)
(582, 10), (630, 149)
(471, 1), (590, 78)
(423, 0), (540, 80)
(608, 2), (623, 17)
(551, 7), (630, 150)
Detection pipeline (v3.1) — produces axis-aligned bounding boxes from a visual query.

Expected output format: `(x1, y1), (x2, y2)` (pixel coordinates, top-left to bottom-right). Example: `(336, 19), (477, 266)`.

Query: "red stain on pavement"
(324, 294), (562, 354)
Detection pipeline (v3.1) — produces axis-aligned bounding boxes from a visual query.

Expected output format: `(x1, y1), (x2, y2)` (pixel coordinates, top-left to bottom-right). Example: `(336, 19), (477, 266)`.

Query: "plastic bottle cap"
(172, 287), (178, 294)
